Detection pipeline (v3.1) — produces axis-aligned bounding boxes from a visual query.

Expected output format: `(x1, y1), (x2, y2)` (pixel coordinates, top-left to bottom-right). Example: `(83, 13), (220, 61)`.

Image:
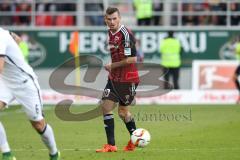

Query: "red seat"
(55, 15), (74, 26)
(36, 15), (53, 26)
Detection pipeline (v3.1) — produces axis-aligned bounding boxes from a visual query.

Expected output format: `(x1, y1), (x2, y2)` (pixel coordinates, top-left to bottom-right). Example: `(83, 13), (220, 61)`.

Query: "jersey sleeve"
(129, 33), (137, 57)
(123, 32), (136, 57)
(120, 27), (137, 57)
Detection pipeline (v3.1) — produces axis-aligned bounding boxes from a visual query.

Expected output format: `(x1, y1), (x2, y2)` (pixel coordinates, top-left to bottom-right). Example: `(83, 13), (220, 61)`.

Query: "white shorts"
(0, 77), (43, 121)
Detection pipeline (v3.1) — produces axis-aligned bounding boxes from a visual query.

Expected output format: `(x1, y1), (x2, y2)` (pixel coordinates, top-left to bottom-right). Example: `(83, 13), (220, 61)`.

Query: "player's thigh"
(118, 83), (138, 106)
(102, 80), (118, 103)
(0, 80), (14, 110)
(14, 78), (43, 121)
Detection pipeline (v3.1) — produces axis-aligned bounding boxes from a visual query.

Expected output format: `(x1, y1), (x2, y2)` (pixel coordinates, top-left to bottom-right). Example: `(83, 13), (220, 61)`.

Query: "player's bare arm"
(0, 57), (5, 73)
(10, 32), (22, 44)
(104, 57), (137, 72)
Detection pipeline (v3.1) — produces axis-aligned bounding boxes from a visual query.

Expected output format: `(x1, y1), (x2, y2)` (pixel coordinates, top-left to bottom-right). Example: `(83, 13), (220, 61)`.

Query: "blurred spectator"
(0, 1), (14, 25)
(209, 2), (226, 25)
(55, 3), (76, 26)
(133, 0), (153, 26)
(153, 1), (163, 25)
(18, 33), (30, 62)
(159, 31), (182, 89)
(182, 3), (198, 26)
(235, 36), (240, 60)
(181, 2), (232, 26)
(85, 3), (104, 26)
(56, 3), (76, 12)
(0, 1), (239, 27)
(197, 3), (211, 25)
(35, 2), (76, 26)
(35, 3), (54, 26)
(230, 3), (240, 25)
(170, 3), (178, 26)
(15, 2), (31, 25)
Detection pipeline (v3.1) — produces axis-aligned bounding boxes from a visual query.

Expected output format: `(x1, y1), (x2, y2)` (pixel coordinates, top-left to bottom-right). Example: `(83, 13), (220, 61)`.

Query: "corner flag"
(69, 31), (79, 56)
(69, 31), (80, 86)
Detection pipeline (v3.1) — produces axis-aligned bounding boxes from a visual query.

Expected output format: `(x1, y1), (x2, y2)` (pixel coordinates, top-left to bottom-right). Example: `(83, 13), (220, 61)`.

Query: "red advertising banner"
(193, 60), (239, 90)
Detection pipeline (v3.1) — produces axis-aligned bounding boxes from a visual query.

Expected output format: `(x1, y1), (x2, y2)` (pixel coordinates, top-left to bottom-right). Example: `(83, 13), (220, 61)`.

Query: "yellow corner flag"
(69, 31), (80, 86)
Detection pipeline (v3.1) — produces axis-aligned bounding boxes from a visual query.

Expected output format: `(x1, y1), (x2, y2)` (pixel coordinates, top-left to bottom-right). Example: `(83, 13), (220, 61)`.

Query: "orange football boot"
(96, 144), (117, 153)
(123, 140), (136, 151)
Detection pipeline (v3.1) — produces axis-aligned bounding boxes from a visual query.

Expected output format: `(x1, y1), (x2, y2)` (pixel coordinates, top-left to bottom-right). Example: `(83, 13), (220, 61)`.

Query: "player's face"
(105, 12), (121, 32)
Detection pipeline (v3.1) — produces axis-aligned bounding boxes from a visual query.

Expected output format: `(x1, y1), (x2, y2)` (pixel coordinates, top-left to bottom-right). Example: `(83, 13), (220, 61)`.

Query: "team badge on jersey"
(114, 36), (120, 42)
(125, 95), (130, 104)
(103, 89), (110, 97)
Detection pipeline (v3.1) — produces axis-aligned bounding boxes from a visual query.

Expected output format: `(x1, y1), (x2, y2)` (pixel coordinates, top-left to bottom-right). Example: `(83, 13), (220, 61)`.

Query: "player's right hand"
(104, 63), (112, 72)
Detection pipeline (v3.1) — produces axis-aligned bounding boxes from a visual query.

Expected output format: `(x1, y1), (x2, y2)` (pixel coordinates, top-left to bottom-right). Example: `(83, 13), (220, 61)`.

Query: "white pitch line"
(12, 148), (240, 152)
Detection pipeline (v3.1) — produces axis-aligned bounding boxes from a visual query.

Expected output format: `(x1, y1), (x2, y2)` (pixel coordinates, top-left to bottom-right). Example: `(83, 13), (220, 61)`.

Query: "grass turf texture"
(0, 105), (240, 160)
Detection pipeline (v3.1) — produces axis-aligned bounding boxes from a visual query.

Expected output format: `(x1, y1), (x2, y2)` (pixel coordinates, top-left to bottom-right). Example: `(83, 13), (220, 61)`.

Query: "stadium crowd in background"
(181, 2), (240, 26)
(133, 0), (153, 26)
(35, 2), (76, 26)
(0, 1), (240, 26)
(0, 1), (76, 26)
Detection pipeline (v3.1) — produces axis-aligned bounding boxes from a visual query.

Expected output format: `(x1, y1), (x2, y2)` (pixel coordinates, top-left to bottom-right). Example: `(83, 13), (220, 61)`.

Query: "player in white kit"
(0, 28), (60, 160)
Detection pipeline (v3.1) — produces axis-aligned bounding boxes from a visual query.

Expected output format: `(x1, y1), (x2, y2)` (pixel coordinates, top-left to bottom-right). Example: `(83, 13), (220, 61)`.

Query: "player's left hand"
(104, 63), (112, 72)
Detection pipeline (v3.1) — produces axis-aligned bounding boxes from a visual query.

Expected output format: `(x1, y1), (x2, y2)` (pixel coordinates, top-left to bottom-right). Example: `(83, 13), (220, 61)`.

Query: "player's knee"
(118, 109), (131, 122)
(0, 101), (6, 111)
(118, 111), (126, 120)
(31, 119), (46, 133)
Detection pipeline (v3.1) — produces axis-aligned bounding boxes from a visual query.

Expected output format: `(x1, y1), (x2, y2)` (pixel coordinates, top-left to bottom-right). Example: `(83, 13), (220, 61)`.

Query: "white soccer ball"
(131, 128), (151, 147)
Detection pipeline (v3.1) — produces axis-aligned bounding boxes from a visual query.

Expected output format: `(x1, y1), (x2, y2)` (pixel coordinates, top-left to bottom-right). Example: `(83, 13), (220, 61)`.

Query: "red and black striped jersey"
(107, 25), (139, 83)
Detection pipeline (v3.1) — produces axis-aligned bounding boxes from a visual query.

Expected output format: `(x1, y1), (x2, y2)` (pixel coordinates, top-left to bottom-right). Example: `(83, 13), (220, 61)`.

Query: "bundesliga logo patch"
(124, 48), (131, 55)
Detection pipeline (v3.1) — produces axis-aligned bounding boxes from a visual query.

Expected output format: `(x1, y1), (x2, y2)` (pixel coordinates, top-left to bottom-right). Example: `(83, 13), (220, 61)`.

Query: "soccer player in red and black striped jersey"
(96, 7), (139, 152)
(234, 65), (240, 104)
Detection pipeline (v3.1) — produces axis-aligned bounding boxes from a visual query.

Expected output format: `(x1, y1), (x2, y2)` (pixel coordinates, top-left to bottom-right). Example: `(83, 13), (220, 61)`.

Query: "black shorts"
(102, 80), (138, 106)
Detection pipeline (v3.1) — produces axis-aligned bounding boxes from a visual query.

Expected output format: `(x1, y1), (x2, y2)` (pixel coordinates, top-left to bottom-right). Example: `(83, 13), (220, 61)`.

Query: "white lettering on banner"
(79, 32), (91, 53)
(190, 32), (206, 53)
(92, 33), (108, 54)
(59, 32), (207, 54)
(59, 32), (70, 53)
(178, 32), (206, 53)
(141, 32), (157, 53)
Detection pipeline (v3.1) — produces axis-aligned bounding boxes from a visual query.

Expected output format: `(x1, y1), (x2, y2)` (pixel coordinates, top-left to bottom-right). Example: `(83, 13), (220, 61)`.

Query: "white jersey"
(0, 27), (37, 83)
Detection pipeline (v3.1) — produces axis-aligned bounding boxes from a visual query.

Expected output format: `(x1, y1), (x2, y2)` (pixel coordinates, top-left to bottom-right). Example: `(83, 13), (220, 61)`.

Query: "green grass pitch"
(0, 104), (240, 160)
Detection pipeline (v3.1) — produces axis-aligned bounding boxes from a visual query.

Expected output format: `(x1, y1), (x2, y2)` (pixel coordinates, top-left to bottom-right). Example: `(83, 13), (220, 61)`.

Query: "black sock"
(125, 118), (136, 135)
(104, 114), (115, 145)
